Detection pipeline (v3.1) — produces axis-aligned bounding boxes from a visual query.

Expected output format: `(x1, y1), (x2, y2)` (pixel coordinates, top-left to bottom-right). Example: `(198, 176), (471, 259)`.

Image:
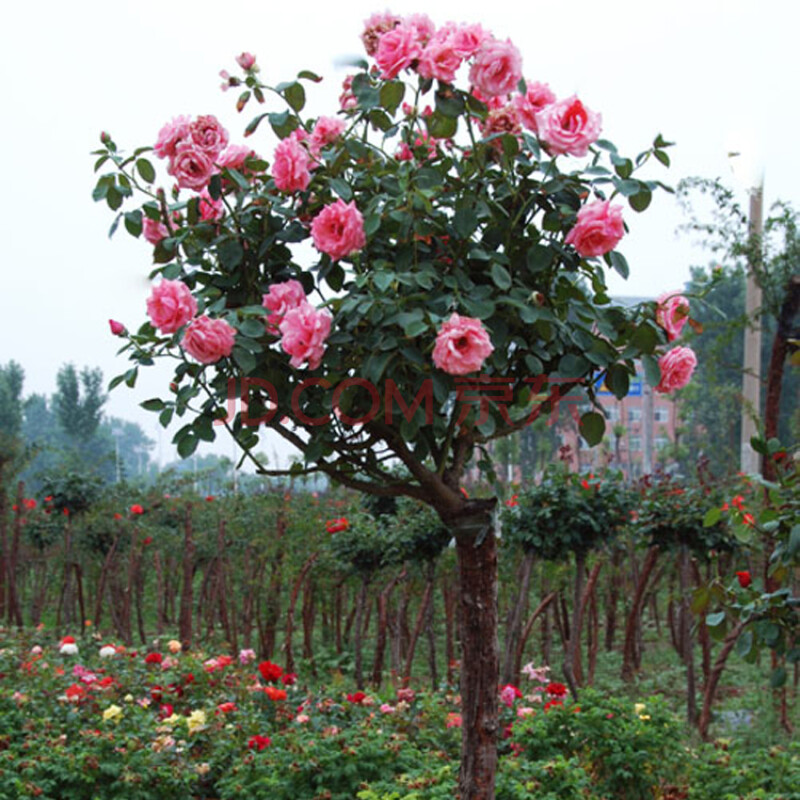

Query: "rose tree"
(94, 12), (686, 798)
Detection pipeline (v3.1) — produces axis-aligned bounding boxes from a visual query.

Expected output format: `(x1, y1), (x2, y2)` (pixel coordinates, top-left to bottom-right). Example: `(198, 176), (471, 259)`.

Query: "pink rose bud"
(236, 52), (256, 70)
(655, 292), (690, 342)
(108, 319), (125, 336)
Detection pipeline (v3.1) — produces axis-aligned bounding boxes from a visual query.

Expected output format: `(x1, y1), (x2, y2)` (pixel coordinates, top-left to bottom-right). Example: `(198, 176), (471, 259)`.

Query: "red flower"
(61, 636), (76, 645)
(159, 703), (174, 719)
(742, 513), (755, 526)
(113, 512), (123, 520)
(543, 699), (563, 712)
(545, 682), (567, 697)
(264, 686), (287, 701)
(258, 661), (283, 683)
(248, 734), (271, 751)
(736, 571), (752, 588)
(23, 498), (37, 510)
(506, 494), (519, 508)
(206, 495), (215, 502)
(142, 536), (153, 546)
(130, 504), (145, 515)
(65, 683), (86, 702)
(460, 487), (469, 498)
(731, 495), (745, 512)
(44, 495), (53, 502)
(183, 673), (195, 685)
(325, 517), (349, 534)
(216, 655), (233, 669)
(145, 652), (163, 665)
(216, 702), (237, 714)
(280, 672), (297, 686)
(346, 691), (367, 704)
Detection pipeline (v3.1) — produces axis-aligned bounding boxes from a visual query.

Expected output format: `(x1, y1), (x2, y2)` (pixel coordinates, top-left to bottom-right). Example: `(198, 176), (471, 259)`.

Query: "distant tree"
(54, 364), (106, 442)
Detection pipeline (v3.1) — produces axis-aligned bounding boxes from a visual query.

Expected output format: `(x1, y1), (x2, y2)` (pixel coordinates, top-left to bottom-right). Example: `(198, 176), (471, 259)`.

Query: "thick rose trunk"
(453, 510), (499, 800)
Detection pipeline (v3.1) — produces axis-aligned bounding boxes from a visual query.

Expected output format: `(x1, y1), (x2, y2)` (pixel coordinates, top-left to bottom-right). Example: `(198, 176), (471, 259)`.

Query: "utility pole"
(741, 185), (763, 475)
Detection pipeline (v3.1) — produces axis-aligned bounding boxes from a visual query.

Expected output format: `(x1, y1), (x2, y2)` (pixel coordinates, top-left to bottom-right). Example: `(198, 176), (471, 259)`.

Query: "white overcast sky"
(1, 0), (797, 467)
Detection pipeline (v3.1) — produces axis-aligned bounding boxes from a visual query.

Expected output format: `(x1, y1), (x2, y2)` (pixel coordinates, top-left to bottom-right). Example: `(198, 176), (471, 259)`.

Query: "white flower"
(99, 646), (117, 659)
(59, 643), (79, 656)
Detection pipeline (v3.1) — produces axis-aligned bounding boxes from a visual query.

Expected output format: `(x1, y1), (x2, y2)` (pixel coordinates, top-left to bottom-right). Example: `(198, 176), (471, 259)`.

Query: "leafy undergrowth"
(0, 630), (797, 800)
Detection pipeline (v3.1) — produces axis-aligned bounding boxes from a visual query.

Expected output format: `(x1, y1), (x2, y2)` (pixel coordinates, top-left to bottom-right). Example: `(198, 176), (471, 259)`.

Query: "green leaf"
(526, 244), (553, 273)
(232, 346), (256, 374)
(124, 210), (142, 237)
(425, 112), (457, 139)
(706, 611), (725, 628)
(298, 70), (323, 82)
(435, 89), (465, 118)
(244, 113), (269, 137)
(641, 354), (661, 387)
(329, 178), (353, 201)
(629, 185), (652, 212)
(736, 630), (754, 658)
(140, 398), (165, 412)
(176, 430), (199, 459)
(615, 179), (641, 197)
(218, 240), (244, 270)
(579, 412), (605, 446)
(788, 525), (800, 558)
(283, 82), (306, 112)
(631, 323), (659, 355)
(490, 263), (512, 290)
(453, 208), (479, 239)
(373, 271), (394, 292)
(135, 158), (156, 183)
(609, 251), (629, 280)
(557, 354), (590, 379)
(654, 149), (670, 167)
(703, 507), (723, 528)
(380, 80), (405, 113)
(605, 364), (630, 399)
(239, 319), (266, 338)
(770, 666), (787, 688)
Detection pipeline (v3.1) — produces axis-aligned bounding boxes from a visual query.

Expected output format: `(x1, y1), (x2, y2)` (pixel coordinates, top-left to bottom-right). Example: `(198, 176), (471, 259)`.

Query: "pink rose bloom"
(339, 75), (358, 111)
(361, 11), (401, 56)
(311, 199), (367, 261)
(279, 302), (332, 370)
(108, 319), (125, 336)
(480, 106), (522, 148)
(142, 217), (169, 245)
(565, 200), (625, 257)
(500, 684), (523, 707)
(446, 712), (462, 729)
(182, 315), (236, 364)
(656, 292), (690, 342)
(418, 29), (463, 84)
(375, 23), (423, 80)
(168, 144), (215, 191)
(517, 706), (536, 719)
(536, 96), (602, 157)
(512, 81), (556, 133)
(236, 52), (256, 70)
(432, 313), (494, 375)
(469, 38), (523, 98)
(217, 144), (256, 171)
(470, 87), (506, 112)
(154, 115), (191, 159)
(189, 115), (229, 158)
(272, 135), (312, 193)
(379, 703), (396, 714)
(262, 279), (307, 332)
(450, 22), (490, 58)
(198, 190), (224, 222)
(309, 116), (346, 158)
(655, 346), (697, 394)
(238, 648), (256, 664)
(403, 13), (435, 44)
(146, 280), (198, 334)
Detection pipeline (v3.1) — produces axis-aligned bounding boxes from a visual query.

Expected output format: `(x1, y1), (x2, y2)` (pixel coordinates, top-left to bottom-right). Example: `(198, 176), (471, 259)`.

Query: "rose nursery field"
(2, 627), (798, 800)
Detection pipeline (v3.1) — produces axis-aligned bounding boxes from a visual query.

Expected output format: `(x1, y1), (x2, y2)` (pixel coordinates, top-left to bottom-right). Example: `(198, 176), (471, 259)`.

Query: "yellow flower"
(634, 703), (646, 715)
(103, 704), (123, 722)
(186, 709), (207, 735)
(124, 694), (134, 702)
(639, 714), (651, 721)
(163, 714), (181, 727)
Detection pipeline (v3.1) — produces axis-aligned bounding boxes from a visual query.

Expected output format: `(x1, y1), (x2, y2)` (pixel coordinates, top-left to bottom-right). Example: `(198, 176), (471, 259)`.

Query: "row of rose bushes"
(2, 631), (797, 800)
